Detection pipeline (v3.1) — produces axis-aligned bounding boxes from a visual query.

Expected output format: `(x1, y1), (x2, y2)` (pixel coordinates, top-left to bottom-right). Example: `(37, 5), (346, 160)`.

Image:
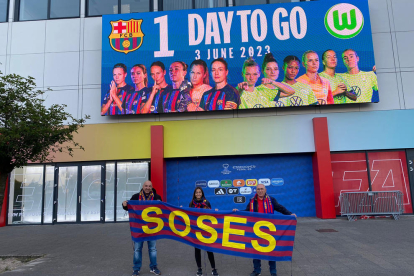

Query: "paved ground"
(1, 216), (414, 276)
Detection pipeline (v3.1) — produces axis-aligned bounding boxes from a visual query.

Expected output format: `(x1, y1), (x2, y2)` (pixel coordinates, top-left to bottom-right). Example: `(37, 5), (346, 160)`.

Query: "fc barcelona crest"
(109, 19), (144, 54)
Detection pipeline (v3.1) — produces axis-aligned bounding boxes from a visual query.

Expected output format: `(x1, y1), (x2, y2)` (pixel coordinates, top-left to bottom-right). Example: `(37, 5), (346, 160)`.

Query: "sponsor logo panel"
(240, 187), (252, 195)
(233, 179), (245, 187)
(271, 178), (284, 186)
(208, 180), (220, 188)
(246, 179), (257, 186)
(195, 180), (207, 187)
(234, 196), (246, 204)
(214, 188), (226, 195)
(258, 178), (271, 186)
(221, 180), (232, 187)
(227, 188), (239, 195)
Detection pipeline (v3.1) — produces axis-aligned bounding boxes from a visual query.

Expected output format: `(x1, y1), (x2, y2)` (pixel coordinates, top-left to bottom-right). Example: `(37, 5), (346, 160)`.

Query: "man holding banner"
(235, 184), (296, 276)
(123, 181), (162, 276)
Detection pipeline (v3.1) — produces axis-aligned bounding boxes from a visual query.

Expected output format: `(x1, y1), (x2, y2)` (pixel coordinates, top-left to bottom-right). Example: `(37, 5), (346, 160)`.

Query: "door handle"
(79, 196), (81, 203)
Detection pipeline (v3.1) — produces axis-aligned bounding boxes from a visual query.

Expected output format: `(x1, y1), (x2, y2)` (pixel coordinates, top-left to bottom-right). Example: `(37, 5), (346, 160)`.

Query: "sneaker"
(249, 271), (261, 276)
(212, 268), (219, 276)
(150, 267), (161, 275)
(131, 271), (139, 276)
(196, 267), (203, 276)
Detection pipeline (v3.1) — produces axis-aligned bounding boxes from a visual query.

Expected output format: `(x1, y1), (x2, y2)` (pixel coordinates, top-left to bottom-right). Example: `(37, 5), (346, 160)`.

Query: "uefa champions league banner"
(101, 0), (378, 116)
(128, 201), (297, 261)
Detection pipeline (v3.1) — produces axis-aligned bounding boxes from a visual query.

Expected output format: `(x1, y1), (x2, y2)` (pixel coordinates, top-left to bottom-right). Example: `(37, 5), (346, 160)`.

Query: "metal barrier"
(339, 191), (404, 221)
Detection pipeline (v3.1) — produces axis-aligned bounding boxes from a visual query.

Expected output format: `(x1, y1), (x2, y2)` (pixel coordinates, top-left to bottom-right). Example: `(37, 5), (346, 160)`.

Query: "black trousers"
(195, 247), (216, 269)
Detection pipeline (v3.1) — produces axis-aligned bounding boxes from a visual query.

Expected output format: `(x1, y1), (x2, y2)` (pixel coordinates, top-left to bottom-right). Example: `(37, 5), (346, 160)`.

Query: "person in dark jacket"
(122, 180), (162, 276)
(234, 184), (296, 276)
(189, 187), (219, 276)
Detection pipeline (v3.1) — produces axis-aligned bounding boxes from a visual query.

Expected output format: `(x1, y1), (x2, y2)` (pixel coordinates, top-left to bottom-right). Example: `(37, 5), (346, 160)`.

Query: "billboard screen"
(101, 0), (378, 116)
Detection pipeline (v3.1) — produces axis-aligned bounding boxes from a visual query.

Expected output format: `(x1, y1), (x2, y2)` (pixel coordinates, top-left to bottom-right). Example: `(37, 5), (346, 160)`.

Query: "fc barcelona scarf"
(250, 194), (274, 214)
(138, 190), (154, 201)
(192, 197), (210, 209)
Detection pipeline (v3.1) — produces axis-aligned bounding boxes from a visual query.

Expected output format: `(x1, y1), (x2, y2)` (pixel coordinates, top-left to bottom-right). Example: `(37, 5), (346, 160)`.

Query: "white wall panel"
(82, 88), (117, 124)
(44, 52), (80, 88)
(11, 21), (46, 55)
(84, 17), (102, 51)
(401, 72), (414, 110)
(43, 89), (79, 120)
(82, 50), (101, 85)
(368, 0), (390, 33)
(0, 55), (5, 74)
(391, 0), (414, 32)
(360, 72), (401, 111)
(395, 31), (414, 69)
(0, 23), (8, 56)
(45, 19), (81, 53)
(9, 53), (44, 87)
(372, 32), (396, 70)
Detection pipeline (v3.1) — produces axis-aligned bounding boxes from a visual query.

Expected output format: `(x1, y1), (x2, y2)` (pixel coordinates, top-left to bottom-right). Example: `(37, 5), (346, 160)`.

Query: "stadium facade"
(1, 0), (414, 226)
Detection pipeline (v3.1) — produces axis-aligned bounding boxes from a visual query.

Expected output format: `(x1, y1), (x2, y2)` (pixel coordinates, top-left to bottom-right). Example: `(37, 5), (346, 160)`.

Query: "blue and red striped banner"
(128, 201), (297, 261)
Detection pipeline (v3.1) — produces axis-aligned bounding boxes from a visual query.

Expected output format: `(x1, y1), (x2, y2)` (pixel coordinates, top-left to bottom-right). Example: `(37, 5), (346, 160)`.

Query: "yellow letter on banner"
(251, 221), (277, 253)
(222, 216), (246, 249)
(141, 207), (164, 234)
(196, 215), (218, 244)
(169, 211), (191, 237)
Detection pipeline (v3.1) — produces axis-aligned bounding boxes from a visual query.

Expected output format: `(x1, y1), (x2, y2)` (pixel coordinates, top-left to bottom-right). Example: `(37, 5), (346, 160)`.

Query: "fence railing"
(339, 191), (404, 221)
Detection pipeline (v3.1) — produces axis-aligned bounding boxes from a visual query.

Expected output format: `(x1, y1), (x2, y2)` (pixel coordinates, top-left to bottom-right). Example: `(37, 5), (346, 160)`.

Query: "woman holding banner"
(189, 187), (219, 276)
(187, 59), (212, 112)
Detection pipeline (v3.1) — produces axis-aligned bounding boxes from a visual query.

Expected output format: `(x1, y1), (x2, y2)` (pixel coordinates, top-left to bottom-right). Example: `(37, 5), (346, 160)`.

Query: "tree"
(0, 72), (89, 211)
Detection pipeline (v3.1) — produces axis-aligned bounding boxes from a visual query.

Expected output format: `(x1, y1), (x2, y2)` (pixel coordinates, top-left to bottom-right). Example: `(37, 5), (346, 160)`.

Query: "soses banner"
(101, 0), (377, 116)
(128, 201), (297, 261)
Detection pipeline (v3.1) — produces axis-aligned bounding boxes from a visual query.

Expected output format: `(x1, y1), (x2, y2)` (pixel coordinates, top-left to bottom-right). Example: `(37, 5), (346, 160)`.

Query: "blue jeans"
(133, 240), (157, 271)
(253, 259), (276, 275)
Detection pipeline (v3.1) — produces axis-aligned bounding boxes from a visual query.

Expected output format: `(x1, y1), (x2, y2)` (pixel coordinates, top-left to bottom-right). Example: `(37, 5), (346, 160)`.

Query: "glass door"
(53, 163), (105, 223)
(55, 166), (78, 223)
(80, 164), (104, 222)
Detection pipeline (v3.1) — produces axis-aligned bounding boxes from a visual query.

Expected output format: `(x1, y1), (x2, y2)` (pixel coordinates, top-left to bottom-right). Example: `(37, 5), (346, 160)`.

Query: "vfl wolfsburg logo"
(325, 4), (364, 39)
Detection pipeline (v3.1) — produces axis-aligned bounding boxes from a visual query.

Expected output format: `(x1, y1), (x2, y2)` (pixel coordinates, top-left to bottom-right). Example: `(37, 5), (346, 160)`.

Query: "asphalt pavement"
(1, 216), (414, 276)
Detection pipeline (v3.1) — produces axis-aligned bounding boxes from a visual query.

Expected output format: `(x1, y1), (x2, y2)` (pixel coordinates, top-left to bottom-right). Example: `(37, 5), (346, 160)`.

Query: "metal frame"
(14, 0), (81, 22)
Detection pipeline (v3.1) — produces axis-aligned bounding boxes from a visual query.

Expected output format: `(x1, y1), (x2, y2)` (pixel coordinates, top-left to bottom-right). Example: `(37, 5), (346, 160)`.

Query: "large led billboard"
(101, 0), (378, 116)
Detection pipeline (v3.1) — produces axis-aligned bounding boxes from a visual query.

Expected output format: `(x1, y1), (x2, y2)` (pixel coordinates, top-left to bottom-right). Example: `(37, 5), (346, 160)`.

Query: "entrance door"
(53, 163), (105, 223)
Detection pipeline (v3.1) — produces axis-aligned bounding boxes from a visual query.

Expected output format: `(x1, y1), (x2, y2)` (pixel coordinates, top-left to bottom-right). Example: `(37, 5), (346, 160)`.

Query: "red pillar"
(312, 117), (336, 219)
(0, 174), (9, 227)
(151, 125), (166, 201)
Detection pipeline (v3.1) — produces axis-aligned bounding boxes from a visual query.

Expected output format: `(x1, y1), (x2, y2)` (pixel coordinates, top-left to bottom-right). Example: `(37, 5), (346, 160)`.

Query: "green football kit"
(276, 81), (318, 107)
(338, 71), (378, 103)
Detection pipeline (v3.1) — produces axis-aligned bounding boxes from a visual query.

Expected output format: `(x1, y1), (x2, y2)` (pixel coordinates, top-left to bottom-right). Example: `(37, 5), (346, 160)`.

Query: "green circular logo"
(325, 3), (364, 39)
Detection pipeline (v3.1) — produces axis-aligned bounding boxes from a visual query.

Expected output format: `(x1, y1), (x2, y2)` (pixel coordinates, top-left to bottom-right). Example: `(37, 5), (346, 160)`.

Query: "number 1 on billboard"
(154, 15), (174, 57)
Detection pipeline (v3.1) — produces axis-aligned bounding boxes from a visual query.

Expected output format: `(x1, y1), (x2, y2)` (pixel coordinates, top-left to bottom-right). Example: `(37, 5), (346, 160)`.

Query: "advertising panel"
(101, 0), (377, 116)
(166, 154), (316, 217)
